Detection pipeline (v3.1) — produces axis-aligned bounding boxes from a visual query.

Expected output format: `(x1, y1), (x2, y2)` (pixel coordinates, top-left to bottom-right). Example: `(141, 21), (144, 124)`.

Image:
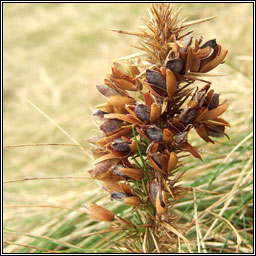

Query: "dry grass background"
(3, 3), (253, 253)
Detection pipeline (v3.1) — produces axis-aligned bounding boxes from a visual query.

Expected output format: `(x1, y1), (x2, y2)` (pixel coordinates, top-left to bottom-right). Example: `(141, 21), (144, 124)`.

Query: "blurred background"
(3, 3), (253, 253)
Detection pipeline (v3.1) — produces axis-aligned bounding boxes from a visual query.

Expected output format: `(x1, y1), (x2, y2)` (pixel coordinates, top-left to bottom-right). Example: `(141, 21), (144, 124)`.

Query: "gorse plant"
(85, 3), (230, 253)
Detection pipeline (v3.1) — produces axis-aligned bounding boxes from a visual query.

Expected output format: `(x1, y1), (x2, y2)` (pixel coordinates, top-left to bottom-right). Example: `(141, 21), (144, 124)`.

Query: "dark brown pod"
(148, 179), (159, 206)
(100, 119), (123, 135)
(206, 124), (225, 138)
(201, 39), (217, 49)
(90, 160), (115, 179)
(173, 131), (188, 146)
(135, 104), (151, 122)
(166, 59), (185, 74)
(145, 126), (163, 142)
(146, 69), (166, 90)
(108, 138), (131, 157)
(151, 153), (163, 170)
(208, 94), (219, 110)
(178, 108), (198, 126)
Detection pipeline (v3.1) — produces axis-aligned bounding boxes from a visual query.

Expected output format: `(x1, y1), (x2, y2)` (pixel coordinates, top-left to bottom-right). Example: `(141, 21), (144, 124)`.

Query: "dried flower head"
(85, 3), (229, 253)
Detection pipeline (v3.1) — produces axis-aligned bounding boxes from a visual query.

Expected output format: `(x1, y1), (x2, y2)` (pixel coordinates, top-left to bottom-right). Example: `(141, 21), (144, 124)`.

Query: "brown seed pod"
(84, 203), (115, 222)
(96, 84), (121, 98)
(179, 108), (198, 127)
(111, 165), (144, 181)
(89, 159), (117, 179)
(100, 119), (124, 135)
(156, 190), (167, 215)
(148, 152), (168, 174)
(166, 58), (185, 74)
(146, 69), (166, 90)
(111, 192), (140, 207)
(208, 94), (219, 110)
(148, 179), (167, 215)
(167, 152), (178, 174)
(107, 138), (132, 158)
(135, 104), (151, 122)
(173, 131), (188, 147)
(145, 125), (163, 142)
(201, 39), (217, 49)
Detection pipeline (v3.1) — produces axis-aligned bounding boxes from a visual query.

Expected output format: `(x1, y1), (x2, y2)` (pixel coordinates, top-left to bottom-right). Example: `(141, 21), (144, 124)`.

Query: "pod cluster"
(86, 3), (229, 227)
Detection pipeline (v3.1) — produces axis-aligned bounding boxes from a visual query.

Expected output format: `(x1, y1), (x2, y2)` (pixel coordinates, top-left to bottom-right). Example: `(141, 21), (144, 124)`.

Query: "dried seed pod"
(179, 108), (198, 126)
(167, 152), (178, 174)
(123, 196), (141, 207)
(166, 69), (177, 99)
(96, 84), (121, 98)
(90, 147), (107, 160)
(146, 69), (166, 90)
(206, 124), (226, 138)
(100, 119), (123, 135)
(201, 39), (217, 49)
(144, 91), (155, 106)
(148, 179), (167, 214)
(156, 190), (167, 215)
(163, 129), (174, 143)
(201, 99), (229, 121)
(93, 109), (107, 124)
(145, 125), (163, 142)
(179, 35), (193, 52)
(108, 138), (131, 158)
(135, 104), (151, 122)
(150, 103), (161, 123)
(111, 192), (140, 207)
(84, 203), (115, 222)
(195, 122), (214, 143)
(111, 165), (130, 180)
(148, 179), (160, 206)
(166, 59), (185, 74)
(148, 152), (168, 174)
(185, 143), (202, 160)
(173, 131), (188, 146)
(200, 48), (228, 73)
(89, 160), (116, 179)
(100, 180), (123, 192)
(113, 165), (144, 180)
(193, 46), (214, 60)
(208, 94), (219, 110)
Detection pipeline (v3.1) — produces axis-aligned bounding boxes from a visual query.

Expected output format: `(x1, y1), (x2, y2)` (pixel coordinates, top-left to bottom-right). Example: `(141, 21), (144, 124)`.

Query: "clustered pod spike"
(85, 3), (230, 252)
